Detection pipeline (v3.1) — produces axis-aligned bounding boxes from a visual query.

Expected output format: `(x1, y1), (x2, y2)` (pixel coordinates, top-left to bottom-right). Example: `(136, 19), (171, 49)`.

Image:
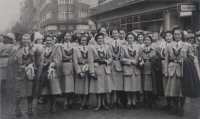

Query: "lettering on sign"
(177, 4), (196, 12)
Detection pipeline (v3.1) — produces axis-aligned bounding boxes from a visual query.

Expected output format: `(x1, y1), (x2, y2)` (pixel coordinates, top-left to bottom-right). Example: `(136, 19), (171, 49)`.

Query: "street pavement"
(1, 94), (200, 119)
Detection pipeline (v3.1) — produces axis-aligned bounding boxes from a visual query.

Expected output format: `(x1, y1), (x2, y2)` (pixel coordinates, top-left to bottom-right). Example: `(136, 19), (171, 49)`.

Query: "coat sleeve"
(88, 47), (94, 74)
(120, 46), (132, 65)
(73, 47), (81, 74)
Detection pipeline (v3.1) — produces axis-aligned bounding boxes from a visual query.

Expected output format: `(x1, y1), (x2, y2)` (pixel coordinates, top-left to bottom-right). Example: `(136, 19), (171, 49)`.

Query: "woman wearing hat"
(8, 34), (36, 116)
(109, 28), (124, 108)
(60, 31), (77, 110)
(159, 31), (173, 110)
(37, 35), (62, 113)
(137, 33), (145, 48)
(120, 32), (143, 109)
(141, 35), (160, 108)
(89, 33), (112, 111)
(73, 35), (95, 110)
(165, 27), (199, 116)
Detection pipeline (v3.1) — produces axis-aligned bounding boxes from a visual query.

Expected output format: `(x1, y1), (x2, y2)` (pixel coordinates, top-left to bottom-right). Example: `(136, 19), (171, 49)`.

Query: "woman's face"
(80, 37), (87, 46)
(187, 38), (195, 44)
(165, 33), (173, 43)
(138, 35), (144, 44)
(173, 30), (182, 42)
(64, 33), (71, 43)
(144, 37), (152, 47)
(45, 37), (53, 47)
(36, 38), (43, 44)
(127, 34), (135, 45)
(21, 35), (31, 47)
(100, 28), (107, 37)
(112, 30), (119, 40)
(97, 35), (104, 45)
(119, 30), (125, 40)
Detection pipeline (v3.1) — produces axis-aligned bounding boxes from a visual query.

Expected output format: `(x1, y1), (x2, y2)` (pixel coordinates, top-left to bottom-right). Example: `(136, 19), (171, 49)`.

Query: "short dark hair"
(119, 28), (126, 34)
(97, 27), (109, 35)
(171, 27), (185, 41)
(78, 35), (89, 45)
(62, 31), (72, 43)
(95, 33), (104, 42)
(143, 35), (153, 42)
(163, 30), (172, 41)
(44, 35), (54, 43)
(110, 27), (119, 36)
(136, 33), (144, 41)
(125, 32), (137, 41)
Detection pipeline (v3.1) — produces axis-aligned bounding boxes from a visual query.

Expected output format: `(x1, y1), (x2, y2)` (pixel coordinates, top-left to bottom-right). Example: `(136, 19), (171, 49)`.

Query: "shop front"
(90, 0), (199, 33)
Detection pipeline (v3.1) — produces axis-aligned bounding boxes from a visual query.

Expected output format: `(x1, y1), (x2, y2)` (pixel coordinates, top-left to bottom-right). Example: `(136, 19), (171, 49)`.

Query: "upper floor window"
(79, 10), (89, 18)
(79, 0), (89, 4)
(58, 0), (73, 5)
(58, 11), (74, 20)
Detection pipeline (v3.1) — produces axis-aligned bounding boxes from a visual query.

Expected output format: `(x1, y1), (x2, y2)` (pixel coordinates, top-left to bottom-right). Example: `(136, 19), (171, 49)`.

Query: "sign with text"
(177, 4), (196, 12)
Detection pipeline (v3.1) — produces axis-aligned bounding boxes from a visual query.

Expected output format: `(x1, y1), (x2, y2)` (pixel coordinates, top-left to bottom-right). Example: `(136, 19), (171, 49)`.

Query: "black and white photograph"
(0, 0), (200, 119)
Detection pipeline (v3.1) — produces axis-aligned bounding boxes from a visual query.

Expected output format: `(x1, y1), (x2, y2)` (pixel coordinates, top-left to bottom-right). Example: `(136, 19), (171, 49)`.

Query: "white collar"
(175, 40), (182, 45)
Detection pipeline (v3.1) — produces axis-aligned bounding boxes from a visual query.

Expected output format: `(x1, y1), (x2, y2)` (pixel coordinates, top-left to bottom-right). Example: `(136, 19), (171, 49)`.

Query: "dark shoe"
(51, 106), (57, 113)
(94, 105), (101, 111)
(63, 104), (68, 111)
(161, 104), (171, 110)
(37, 99), (45, 104)
(79, 105), (84, 110)
(169, 108), (178, 115)
(102, 104), (109, 110)
(152, 103), (156, 109)
(69, 104), (77, 109)
(28, 108), (33, 115)
(109, 103), (114, 108)
(132, 104), (139, 109)
(177, 109), (184, 116)
(117, 102), (124, 108)
(85, 105), (91, 110)
(45, 103), (50, 111)
(126, 104), (131, 109)
(15, 109), (22, 117)
(147, 103), (152, 108)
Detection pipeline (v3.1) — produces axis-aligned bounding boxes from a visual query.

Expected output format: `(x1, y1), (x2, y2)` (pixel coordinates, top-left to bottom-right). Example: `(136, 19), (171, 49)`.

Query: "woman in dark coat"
(141, 35), (160, 108)
(89, 33), (113, 111)
(8, 34), (36, 116)
(37, 35), (62, 113)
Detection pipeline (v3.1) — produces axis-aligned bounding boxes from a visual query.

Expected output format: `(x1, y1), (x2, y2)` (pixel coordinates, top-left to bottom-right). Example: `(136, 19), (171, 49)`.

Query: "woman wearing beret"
(73, 35), (95, 110)
(8, 34), (36, 116)
(121, 33), (143, 109)
(109, 28), (124, 108)
(159, 31), (173, 110)
(37, 35), (62, 113)
(165, 27), (199, 116)
(89, 33), (112, 111)
(60, 32), (77, 110)
(141, 35), (160, 108)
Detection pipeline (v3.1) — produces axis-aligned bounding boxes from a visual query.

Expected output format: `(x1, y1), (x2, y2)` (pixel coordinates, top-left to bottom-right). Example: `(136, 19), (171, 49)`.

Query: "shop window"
(121, 18), (126, 24)
(132, 23), (139, 30)
(101, 21), (107, 28)
(109, 19), (120, 28)
(127, 17), (132, 24)
(120, 25), (126, 30)
(132, 16), (138, 23)
(127, 24), (133, 32)
(140, 12), (163, 22)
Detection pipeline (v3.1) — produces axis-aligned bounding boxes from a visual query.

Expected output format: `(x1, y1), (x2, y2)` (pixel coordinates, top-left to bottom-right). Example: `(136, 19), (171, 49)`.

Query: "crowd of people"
(1, 26), (200, 117)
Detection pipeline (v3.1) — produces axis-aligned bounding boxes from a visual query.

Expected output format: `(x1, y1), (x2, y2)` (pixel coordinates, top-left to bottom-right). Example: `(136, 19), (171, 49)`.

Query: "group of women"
(3, 26), (200, 117)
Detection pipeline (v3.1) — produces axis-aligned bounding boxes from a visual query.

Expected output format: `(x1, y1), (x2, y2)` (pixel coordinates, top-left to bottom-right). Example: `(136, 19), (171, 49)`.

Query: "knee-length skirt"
(111, 69), (123, 91)
(124, 73), (141, 92)
(61, 74), (75, 93)
(89, 65), (111, 94)
(143, 74), (153, 92)
(75, 72), (89, 95)
(16, 72), (34, 97)
(165, 74), (182, 97)
(162, 75), (168, 94)
(41, 77), (62, 95)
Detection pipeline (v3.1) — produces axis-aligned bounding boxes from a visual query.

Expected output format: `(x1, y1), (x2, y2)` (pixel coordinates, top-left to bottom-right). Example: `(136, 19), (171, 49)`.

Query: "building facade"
(89, 0), (200, 33)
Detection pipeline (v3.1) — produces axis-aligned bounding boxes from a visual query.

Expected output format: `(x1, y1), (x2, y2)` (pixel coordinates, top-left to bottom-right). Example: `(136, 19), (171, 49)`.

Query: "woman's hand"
(165, 73), (168, 77)
(79, 72), (85, 78)
(49, 62), (55, 68)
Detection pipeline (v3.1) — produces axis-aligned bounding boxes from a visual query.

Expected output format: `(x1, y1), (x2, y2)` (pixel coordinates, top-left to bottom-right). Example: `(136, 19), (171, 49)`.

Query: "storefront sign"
(60, 25), (66, 30)
(177, 4), (196, 12)
(47, 25), (57, 30)
(118, 0), (143, 7)
(76, 25), (89, 30)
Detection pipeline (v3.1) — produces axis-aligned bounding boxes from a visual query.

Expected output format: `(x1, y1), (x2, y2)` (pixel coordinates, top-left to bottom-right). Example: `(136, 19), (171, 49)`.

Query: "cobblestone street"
(1, 94), (200, 119)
